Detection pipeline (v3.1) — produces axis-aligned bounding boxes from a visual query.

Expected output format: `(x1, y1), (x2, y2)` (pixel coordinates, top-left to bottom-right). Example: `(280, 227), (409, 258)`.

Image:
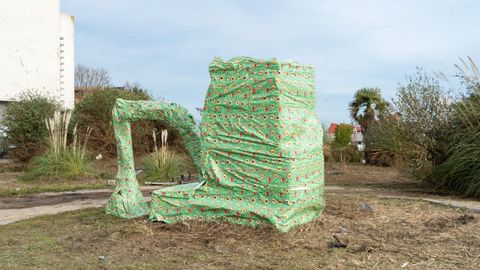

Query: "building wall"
(0, 0), (74, 109)
(351, 131), (363, 144)
(60, 13), (75, 108)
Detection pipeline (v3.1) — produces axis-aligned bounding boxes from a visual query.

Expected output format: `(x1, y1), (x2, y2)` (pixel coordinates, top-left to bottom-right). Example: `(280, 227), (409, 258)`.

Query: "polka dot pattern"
(106, 57), (325, 232)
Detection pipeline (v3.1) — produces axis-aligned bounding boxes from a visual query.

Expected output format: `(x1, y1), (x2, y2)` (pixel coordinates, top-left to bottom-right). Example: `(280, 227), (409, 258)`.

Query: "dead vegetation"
(1, 193), (479, 269)
(325, 163), (431, 194)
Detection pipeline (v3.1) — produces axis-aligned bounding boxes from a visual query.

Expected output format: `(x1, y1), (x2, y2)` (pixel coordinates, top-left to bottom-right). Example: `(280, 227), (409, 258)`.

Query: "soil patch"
(1, 193), (479, 269)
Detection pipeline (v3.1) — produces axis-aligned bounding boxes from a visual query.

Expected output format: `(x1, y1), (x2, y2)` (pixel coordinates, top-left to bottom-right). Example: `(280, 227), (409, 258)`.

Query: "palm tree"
(349, 87), (390, 134)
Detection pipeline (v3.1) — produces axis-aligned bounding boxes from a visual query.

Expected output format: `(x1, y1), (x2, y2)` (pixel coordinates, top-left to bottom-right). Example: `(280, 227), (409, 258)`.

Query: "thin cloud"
(62, 0), (480, 123)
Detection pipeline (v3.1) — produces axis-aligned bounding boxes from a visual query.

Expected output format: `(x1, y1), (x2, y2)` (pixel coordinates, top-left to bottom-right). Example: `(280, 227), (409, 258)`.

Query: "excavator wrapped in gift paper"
(105, 57), (325, 232)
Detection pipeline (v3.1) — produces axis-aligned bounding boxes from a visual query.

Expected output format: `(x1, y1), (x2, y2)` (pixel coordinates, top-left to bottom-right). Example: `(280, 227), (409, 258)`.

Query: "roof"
(327, 123), (362, 134)
(327, 123), (337, 134)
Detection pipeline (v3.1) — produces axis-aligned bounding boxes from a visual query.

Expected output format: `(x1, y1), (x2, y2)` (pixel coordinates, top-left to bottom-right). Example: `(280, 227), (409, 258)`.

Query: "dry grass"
(0, 162), (427, 197)
(0, 171), (108, 197)
(1, 193), (479, 269)
(325, 163), (431, 194)
(0, 158), (111, 197)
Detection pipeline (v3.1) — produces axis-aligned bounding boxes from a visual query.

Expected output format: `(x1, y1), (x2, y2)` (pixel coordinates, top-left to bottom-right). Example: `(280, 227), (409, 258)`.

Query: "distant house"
(0, 0), (75, 120)
(351, 126), (364, 151)
(326, 123), (338, 141)
(326, 123), (364, 151)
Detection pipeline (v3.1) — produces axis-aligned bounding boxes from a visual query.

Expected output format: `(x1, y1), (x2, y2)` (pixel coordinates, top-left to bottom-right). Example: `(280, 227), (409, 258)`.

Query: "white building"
(351, 126), (365, 151)
(0, 0), (75, 118)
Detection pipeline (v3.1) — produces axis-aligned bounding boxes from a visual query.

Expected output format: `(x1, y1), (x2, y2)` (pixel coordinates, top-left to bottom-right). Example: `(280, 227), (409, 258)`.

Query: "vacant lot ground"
(325, 163), (428, 193)
(1, 162), (478, 269)
(1, 192), (479, 269)
(0, 161), (416, 197)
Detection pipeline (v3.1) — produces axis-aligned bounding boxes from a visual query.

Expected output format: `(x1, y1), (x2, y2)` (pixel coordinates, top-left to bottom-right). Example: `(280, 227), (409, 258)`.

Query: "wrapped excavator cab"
(105, 57), (325, 232)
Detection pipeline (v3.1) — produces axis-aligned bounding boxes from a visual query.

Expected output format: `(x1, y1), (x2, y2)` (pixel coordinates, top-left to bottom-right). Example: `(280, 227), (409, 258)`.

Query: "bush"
(332, 123), (352, 149)
(73, 88), (156, 156)
(1, 90), (61, 161)
(331, 145), (362, 163)
(365, 116), (402, 166)
(22, 111), (93, 181)
(393, 68), (453, 179)
(431, 59), (480, 197)
(431, 95), (480, 196)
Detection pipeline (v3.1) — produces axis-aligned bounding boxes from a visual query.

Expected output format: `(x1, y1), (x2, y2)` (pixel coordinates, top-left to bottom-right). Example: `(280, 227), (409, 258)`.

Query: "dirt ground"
(325, 163), (428, 192)
(0, 161), (419, 197)
(0, 186), (159, 210)
(1, 192), (478, 269)
(1, 162), (479, 269)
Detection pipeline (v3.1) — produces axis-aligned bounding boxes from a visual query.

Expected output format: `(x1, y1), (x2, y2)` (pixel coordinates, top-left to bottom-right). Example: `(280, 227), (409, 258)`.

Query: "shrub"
(394, 68), (453, 179)
(328, 124), (361, 165)
(431, 58), (480, 197)
(365, 116), (403, 166)
(73, 88), (157, 156)
(431, 96), (480, 196)
(330, 145), (362, 164)
(141, 130), (194, 181)
(1, 90), (61, 161)
(332, 123), (352, 149)
(23, 111), (93, 181)
(431, 126), (480, 197)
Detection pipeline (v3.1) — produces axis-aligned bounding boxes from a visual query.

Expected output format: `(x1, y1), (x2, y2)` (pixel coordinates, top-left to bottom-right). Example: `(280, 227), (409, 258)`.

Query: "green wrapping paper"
(105, 100), (202, 218)
(106, 57), (325, 232)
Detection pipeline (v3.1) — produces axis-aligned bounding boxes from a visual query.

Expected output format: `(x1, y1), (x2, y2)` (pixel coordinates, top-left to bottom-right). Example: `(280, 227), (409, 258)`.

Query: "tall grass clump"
(23, 111), (93, 181)
(142, 129), (193, 181)
(431, 57), (480, 197)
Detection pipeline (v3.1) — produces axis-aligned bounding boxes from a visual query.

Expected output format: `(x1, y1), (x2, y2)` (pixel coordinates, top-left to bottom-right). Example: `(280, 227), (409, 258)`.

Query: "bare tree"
(75, 64), (111, 90)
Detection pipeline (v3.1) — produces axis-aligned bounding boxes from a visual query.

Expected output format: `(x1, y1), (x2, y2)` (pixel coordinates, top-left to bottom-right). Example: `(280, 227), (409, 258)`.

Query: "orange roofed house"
(326, 123), (364, 151)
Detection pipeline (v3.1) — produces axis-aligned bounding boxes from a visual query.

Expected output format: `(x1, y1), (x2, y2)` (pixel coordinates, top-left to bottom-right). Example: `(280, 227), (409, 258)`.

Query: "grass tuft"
(22, 111), (93, 181)
(141, 129), (193, 181)
(431, 59), (480, 197)
(22, 149), (93, 181)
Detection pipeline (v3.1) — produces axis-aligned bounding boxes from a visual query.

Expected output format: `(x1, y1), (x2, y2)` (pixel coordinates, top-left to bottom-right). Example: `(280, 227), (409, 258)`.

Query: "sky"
(62, 0), (480, 124)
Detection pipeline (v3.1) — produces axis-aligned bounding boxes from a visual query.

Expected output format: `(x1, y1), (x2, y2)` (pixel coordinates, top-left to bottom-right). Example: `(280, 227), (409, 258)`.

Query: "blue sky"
(62, 0), (480, 124)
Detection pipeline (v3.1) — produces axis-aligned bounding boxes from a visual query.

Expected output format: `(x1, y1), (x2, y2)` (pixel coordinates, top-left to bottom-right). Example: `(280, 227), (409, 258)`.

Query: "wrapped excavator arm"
(105, 98), (202, 218)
